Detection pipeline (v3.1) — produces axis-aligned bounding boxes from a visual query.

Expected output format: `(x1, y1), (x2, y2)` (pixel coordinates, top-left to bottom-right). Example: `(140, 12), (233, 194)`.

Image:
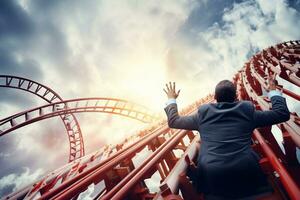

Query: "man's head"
(214, 80), (237, 103)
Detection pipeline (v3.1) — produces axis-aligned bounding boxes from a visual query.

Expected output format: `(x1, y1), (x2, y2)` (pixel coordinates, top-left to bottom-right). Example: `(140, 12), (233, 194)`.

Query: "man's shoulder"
(198, 103), (210, 111)
(235, 100), (256, 112)
(239, 100), (254, 107)
(198, 100), (254, 111)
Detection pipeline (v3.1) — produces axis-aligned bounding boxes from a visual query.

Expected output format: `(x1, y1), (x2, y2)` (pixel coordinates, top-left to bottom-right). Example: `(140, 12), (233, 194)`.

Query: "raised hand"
(163, 82), (180, 99)
(267, 73), (278, 91)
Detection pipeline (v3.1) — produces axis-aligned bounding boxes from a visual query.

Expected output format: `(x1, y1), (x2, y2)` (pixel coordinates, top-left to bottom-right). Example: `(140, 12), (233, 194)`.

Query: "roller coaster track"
(2, 40), (300, 200)
(0, 75), (85, 162)
(0, 97), (159, 137)
(2, 94), (212, 200)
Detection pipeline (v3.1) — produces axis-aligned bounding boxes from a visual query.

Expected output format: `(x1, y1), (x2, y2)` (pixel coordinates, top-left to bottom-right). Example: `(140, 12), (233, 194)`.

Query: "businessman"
(163, 77), (290, 199)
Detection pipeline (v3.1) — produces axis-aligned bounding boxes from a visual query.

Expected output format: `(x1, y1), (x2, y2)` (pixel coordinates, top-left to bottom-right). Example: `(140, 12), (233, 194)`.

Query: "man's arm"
(253, 75), (290, 128)
(163, 82), (199, 130)
(164, 99), (199, 130)
(253, 93), (290, 128)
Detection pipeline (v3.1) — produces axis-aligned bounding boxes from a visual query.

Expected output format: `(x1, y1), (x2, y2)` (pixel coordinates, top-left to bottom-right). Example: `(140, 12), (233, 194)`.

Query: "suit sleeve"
(253, 96), (290, 128)
(164, 103), (199, 130)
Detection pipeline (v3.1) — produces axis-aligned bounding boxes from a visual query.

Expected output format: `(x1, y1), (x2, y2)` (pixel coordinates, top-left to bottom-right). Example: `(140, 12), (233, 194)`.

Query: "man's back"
(196, 101), (267, 198)
(164, 94), (290, 198)
(198, 101), (254, 158)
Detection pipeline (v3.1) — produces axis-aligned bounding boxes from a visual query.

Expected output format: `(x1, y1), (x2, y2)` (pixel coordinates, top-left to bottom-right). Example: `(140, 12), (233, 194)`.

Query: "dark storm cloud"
(0, 0), (43, 81)
(34, 22), (70, 66)
(0, 0), (71, 79)
(0, 0), (34, 39)
(288, 0), (300, 11)
(0, 49), (42, 79)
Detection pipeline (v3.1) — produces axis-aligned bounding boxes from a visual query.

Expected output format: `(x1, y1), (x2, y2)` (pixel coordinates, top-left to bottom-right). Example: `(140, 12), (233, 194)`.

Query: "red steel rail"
(0, 75), (85, 162)
(154, 135), (200, 199)
(41, 97), (212, 200)
(253, 129), (300, 200)
(100, 129), (192, 200)
(0, 97), (159, 137)
(2, 96), (213, 200)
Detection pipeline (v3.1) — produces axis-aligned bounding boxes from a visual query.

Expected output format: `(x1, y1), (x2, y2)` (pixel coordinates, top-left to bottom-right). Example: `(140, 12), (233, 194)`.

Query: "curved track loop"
(0, 97), (159, 138)
(0, 75), (84, 162)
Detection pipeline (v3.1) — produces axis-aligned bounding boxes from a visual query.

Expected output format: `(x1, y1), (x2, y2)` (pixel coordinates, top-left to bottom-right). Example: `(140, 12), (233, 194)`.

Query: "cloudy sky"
(0, 0), (300, 197)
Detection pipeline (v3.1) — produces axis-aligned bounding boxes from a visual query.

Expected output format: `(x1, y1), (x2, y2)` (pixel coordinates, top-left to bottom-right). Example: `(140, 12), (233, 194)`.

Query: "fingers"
(165, 83), (170, 91)
(165, 81), (177, 92)
(266, 73), (275, 83)
(177, 89), (181, 96)
(269, 73), (277, 85)
(169, 82), (173, 91)
(163, 88), (168, 94)
(266, 73), (278, 91)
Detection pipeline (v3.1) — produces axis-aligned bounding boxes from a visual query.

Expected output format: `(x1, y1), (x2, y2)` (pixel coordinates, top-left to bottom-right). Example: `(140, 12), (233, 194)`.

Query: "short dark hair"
(214, 80), (236, 102)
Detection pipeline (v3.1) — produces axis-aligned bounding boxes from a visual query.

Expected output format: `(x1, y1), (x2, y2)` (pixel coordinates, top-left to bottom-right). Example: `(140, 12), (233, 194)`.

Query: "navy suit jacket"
(164, 95), (290, 197)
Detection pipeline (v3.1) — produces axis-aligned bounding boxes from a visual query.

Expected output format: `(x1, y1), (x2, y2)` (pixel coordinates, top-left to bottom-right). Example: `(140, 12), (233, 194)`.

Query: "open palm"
(163, 82), (180, 99)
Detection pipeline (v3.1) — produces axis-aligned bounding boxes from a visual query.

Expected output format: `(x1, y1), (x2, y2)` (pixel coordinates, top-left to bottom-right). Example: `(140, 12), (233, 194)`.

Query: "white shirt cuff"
(268, 90), (282, 99)
(165, 98), (176, 107)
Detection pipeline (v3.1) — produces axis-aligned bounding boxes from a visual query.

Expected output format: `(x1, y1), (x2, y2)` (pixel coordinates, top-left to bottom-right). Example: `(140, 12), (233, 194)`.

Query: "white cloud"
(0, 167), (43, 195)
(203, 0), (300, 63)
(167, 0), (300, 105)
